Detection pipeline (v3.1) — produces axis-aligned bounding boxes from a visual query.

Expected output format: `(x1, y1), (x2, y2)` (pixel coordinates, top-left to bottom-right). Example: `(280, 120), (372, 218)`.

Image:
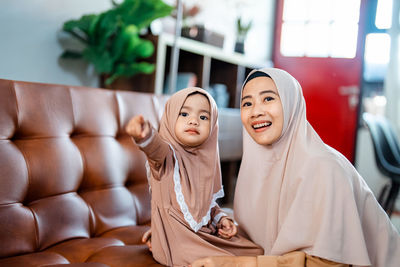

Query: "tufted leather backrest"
(0, 79), (169, 258)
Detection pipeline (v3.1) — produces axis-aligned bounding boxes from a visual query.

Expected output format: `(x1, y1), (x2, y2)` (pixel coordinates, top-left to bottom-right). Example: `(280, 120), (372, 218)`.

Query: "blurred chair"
(362, 113), (400, 217)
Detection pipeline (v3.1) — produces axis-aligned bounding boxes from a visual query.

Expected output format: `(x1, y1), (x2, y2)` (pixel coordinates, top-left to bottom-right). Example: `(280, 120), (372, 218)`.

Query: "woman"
(190, 68), (400, 266)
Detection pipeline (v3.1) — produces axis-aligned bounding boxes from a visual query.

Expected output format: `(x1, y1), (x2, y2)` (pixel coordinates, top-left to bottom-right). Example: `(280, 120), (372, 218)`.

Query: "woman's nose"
(251, 103), (265, 118)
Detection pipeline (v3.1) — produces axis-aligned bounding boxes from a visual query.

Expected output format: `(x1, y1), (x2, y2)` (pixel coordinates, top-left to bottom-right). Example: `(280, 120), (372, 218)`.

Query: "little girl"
(126, 87), (263, 266)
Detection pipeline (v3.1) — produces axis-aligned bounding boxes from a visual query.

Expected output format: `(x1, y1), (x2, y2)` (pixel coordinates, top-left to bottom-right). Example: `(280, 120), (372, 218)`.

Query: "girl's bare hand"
(126, 115), (151, 143)
(141, 228), (152, 252)
(217, 217), (237, 239)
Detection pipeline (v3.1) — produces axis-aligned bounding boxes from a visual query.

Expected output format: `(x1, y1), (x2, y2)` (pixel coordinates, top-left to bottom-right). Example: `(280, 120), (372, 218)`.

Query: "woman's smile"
(251, 120), (272, 132)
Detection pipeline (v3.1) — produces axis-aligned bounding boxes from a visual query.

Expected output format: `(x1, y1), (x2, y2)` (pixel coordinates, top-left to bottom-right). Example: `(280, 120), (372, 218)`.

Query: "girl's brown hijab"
(159, 87), (223, 231)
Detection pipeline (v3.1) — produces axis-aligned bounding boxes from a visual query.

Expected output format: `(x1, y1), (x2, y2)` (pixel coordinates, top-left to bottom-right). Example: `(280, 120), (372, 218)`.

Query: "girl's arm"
(126, 115), (170, 169)
(210, 205), (229, 227)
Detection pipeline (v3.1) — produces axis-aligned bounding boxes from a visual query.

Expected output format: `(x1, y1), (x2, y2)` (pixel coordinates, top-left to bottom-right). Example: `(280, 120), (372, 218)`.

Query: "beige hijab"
(159, 87), (224, 232)
(234, 68), (400, 266)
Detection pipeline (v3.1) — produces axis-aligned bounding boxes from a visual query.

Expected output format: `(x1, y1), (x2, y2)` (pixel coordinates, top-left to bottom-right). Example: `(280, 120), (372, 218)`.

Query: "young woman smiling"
(191, 68), (400, 267)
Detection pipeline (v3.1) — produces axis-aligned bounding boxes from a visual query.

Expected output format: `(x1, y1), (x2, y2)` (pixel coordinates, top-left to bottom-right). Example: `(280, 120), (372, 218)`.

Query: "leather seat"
(363, 112), (400, 217)
(0, 79), (169, 266)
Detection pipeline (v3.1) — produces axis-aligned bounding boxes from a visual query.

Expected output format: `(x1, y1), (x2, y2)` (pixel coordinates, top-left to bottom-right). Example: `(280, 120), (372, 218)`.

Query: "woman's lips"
(251, 121), (272, 132)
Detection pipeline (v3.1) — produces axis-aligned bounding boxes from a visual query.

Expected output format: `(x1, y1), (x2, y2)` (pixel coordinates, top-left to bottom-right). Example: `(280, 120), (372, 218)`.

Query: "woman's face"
(241, 77), (284, 145)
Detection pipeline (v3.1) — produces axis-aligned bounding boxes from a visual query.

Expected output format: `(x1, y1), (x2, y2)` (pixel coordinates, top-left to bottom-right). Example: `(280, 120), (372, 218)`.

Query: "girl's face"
(241, 77), (284, 145)
(175, 93), (211, 147)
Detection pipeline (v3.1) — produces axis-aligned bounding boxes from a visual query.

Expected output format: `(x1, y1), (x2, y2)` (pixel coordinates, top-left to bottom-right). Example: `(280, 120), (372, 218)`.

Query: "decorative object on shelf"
(60, 0), (173, 86)
(235, 17), (252, 54)
(163, 72), (197, 93)
(181, 2), (201, 27)
(173, 1), (224, 48)
(208, 83), (229, 108)
(181, 25), (225, 48)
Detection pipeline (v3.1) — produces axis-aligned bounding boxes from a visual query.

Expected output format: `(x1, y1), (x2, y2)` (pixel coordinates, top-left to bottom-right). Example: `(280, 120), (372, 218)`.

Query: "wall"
(162, 0), (276, 61)
(0, 0), (276, 87)
(0, 0), (112, 87)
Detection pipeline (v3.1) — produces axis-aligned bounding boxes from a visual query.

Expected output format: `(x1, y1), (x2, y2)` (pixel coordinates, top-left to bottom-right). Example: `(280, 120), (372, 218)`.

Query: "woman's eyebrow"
(260, 90), (279, 95)
(241, 95), (252, 102)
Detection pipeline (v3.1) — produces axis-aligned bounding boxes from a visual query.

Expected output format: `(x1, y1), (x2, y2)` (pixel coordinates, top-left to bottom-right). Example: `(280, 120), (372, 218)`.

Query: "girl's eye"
(180, 112), (188, 117)
(264, 96), (274, 102)
(200, 115), (209, 121)
(242, 102), (252, 107)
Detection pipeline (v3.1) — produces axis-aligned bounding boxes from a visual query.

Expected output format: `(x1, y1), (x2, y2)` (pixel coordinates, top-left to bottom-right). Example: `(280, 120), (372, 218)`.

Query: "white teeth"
(252, 122), (271, 129)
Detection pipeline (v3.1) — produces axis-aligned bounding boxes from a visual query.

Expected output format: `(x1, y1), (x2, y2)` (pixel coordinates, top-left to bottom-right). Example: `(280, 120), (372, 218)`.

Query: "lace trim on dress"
(145, 160), (151, 193)
(169, 144), (224, 232)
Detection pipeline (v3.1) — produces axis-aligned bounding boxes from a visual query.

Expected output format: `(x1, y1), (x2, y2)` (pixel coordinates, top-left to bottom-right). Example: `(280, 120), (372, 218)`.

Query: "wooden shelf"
(154, 33), (272, 108)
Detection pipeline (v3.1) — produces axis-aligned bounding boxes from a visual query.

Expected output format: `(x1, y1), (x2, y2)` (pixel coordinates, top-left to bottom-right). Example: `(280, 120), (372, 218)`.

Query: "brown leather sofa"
(0, 79), (169, 267)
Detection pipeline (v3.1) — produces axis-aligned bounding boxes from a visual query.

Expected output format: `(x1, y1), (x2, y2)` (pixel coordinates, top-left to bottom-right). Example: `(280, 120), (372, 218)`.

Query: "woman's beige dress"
(235, 68), (400, 267)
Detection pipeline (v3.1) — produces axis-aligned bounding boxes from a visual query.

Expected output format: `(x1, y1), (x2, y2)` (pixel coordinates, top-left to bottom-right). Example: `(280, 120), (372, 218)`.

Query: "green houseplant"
(234, 17), (252, 53)
(61, 0), (173, 86)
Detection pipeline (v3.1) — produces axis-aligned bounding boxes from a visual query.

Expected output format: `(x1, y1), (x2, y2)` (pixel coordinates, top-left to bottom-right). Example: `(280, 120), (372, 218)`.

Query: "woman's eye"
(180, 112), (188, 117)
(200, 115), (209, 121)
(242, 102), (252, 107)
(264, 96), (274, 102)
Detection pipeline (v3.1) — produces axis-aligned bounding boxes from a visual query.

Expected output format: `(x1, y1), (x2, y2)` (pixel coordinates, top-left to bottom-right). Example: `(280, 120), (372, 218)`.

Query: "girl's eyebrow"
(180, 105), (191, 111)
(181, 106), (210, 115)
(200, 109), (211, 115)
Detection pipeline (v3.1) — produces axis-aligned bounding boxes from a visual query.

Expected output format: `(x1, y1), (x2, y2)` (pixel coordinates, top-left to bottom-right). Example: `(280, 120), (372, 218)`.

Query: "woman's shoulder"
(301, 146), (360, 190)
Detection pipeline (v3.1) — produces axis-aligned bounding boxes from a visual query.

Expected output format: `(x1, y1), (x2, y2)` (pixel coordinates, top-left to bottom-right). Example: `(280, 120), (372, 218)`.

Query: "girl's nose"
(188, 117), (199, 125)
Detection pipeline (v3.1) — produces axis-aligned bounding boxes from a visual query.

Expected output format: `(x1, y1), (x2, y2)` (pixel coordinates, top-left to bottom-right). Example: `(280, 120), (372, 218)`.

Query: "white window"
(280, 0), (361, 58)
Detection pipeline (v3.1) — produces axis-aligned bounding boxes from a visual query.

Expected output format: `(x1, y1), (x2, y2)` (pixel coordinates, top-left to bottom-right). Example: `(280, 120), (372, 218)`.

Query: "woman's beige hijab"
(159, 87), (223, 231)
(234, 68), (400, 266)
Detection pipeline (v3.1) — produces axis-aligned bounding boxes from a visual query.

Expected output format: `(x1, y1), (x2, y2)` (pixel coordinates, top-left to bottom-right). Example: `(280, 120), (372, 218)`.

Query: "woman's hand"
(217, 217), (237, 239)
(125, 115), (151, 143)
(190, 256), (257, 267)
(141, 228), (152, 252)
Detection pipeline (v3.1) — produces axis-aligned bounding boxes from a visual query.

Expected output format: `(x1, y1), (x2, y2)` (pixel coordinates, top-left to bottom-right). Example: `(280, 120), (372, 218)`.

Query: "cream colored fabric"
(257, 252), (349, 267)
(234, 68), (400, 266)
(139, 87), (263, 266)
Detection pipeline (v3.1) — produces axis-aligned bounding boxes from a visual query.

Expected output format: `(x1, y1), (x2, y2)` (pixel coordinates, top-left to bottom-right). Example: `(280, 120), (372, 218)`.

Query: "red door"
(273, 0), (367, 163)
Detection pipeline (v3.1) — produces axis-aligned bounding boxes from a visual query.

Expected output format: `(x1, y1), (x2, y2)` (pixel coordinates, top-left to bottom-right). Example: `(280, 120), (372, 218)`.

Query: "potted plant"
(235, 17), (252, 53)
(60, 0), (173, 87)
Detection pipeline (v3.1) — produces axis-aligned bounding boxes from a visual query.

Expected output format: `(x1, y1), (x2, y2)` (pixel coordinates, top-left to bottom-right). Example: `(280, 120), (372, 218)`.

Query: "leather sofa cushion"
(0, 79), (168, 266)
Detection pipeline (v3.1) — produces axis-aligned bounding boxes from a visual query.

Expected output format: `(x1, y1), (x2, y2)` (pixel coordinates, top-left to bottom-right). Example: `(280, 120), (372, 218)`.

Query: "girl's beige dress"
(137, 88), (263, 267)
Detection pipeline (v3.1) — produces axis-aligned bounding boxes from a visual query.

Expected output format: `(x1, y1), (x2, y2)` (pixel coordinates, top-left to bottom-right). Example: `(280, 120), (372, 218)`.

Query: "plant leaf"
(63, 14), (97, 37)
(83, 47), (114, 74)
(60, 50), (83, 59)
(105, 61), (155, 85)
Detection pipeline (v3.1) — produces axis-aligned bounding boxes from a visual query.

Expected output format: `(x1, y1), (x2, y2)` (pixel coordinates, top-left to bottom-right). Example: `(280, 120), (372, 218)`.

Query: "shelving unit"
(134, 33), (272, 203)
(154, 33), (272, 108)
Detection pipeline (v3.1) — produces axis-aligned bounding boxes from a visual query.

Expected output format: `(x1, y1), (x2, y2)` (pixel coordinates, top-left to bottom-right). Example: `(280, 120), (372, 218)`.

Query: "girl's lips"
(185, 128), (199, 134)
